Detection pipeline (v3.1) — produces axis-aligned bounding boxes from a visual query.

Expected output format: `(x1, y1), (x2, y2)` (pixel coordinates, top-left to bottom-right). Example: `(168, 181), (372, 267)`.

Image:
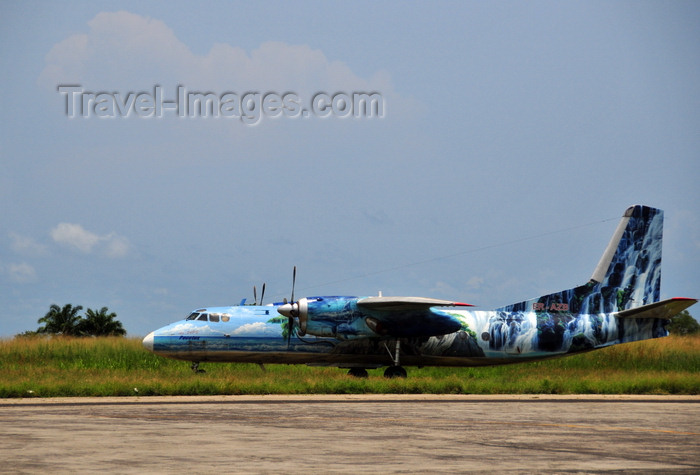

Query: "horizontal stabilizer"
(357, 296), (472, 311)
(615, 297), (697, 320)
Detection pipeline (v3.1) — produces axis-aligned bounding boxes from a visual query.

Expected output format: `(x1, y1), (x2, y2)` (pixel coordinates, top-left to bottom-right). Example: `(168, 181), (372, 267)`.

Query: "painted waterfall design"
(413, 205), (666, 360)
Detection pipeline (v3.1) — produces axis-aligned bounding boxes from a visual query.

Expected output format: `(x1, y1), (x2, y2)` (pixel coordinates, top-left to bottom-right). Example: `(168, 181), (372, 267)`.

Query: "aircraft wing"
(356, 297), (472, 337)
(357, 296), (472, 310)
(615, 297), (697, 320)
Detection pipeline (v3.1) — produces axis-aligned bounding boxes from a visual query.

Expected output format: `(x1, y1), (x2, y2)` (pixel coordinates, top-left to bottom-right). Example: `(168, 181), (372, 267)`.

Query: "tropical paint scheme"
(143, 205), (696, 378)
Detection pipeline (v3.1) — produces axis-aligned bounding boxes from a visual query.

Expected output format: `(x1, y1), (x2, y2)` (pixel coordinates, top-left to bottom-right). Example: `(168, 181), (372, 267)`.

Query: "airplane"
(142, 205), (696, 378)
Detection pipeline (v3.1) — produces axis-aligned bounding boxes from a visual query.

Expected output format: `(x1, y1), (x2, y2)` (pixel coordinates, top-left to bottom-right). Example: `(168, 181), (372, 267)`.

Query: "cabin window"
(221, 314), (230, 322)
(186, 313), (199, 320)
(209, 314), (220, 322)
(197, 314), (208, 321)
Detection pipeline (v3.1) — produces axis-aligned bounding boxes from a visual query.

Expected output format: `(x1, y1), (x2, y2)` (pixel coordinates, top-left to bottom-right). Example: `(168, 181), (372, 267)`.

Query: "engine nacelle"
(279, 296), (376, 340)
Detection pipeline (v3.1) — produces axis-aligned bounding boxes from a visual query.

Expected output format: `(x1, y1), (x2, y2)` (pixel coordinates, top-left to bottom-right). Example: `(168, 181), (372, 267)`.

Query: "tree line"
(19, 304), (126, 337)
(668, 310), (700, 335)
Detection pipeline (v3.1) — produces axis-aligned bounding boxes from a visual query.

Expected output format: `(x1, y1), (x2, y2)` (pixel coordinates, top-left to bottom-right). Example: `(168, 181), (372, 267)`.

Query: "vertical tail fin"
(498, 205), (663, 314)
(589, 205), (663, 310)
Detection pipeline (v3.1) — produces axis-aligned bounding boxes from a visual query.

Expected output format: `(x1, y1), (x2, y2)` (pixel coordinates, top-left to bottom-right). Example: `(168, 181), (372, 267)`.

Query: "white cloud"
(50, 223), (129, 258)
(104, 234), (130, 258)
(161, 322), (224, 336)
(9, 233), (48, 256)
(162, 322), (199, 335)
(7, 263), (37, 283)
(231, 321), (280, 337)
(39, 33), (89, 89)
(50, 223), (101, 253)
(39, 10), (394, 95)
(39, 11), (189, 89)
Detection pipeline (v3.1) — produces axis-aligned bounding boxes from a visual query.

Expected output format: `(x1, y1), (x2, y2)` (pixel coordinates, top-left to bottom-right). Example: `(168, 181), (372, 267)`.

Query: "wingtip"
(453, 302), (474, 307)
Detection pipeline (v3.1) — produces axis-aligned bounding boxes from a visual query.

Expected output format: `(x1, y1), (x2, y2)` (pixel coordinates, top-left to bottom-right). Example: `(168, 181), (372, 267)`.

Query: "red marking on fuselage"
(533, 302), (569, 312)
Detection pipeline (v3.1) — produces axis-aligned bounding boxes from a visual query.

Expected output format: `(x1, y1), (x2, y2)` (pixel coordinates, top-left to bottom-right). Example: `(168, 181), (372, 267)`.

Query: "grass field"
(1, 335), (698, 397)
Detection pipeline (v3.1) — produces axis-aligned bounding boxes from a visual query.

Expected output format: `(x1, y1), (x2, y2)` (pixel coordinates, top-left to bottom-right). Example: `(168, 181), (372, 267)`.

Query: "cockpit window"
(186, 311), (230, 322)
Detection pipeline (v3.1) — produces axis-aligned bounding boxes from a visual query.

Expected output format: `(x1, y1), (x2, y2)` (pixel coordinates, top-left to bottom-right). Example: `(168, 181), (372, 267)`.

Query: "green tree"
(37, 304), (83, 336)
(668, 310), (700, 335)
(77, 307), (126, 336)
(15, 330), (40, 338)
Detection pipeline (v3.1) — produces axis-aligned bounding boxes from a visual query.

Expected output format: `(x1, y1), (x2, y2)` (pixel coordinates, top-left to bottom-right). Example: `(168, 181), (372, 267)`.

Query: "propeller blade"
(253, 285), (257, 306)
(283, 266), (298, 350)
(260, 283), (266, 306)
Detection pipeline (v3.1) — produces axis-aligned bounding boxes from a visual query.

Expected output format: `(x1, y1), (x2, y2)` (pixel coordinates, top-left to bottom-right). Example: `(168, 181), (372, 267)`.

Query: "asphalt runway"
(1, 395), (699, 474)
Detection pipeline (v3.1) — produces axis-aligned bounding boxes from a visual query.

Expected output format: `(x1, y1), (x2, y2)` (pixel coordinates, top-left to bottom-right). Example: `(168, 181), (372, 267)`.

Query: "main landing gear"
(347, 368), (369, 378)
(347, 340), (408, 378)
(384, 366), (407, 378)
(383, 339), (407, 378)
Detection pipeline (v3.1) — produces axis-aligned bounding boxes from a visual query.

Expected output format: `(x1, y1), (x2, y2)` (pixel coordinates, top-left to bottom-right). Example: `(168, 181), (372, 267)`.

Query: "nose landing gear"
(190, 362), (206, 373)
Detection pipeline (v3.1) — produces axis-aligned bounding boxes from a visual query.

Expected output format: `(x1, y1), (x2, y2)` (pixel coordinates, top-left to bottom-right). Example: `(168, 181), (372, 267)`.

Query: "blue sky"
(1, 1), (698, 337)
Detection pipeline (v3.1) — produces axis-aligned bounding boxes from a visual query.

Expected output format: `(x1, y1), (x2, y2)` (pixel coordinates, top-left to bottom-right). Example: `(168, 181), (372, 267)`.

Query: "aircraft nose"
(142, 331), (154, 352)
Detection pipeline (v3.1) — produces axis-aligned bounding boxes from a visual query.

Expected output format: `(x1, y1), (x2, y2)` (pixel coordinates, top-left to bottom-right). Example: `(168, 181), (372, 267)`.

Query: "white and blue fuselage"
(141, 299), (670, 368)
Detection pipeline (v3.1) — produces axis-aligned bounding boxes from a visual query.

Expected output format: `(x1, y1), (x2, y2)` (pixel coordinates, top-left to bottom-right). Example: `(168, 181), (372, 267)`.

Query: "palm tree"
(78, 307), (126, 336)
(37, 304), (83, 336)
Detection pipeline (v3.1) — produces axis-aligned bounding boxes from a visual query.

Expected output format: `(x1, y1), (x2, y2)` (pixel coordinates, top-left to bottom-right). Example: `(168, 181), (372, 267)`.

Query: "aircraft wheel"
(191, 362), (206, 373)
(347, 368), (369, 378)
(383, 366), (407, 378)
